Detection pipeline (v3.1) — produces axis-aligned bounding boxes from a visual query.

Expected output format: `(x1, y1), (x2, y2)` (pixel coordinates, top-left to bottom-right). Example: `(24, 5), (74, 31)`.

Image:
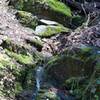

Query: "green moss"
(13, 0), (34, 11)
(0, 60), (10, 68)
(36, 89), (60, 100)
(0, 53), (14, 68)
(14, 0), (72, 17)
(0, 53), (21, 77)
(14, 0), (24, 10)
(35, 25), (70, 37)
(44, 91), (60, 100)
(46, 55), (59, 68)
(72, 15), (85, 28)
(46, 0), (72, 17)
(5, 50), (33, 64)
(17, 11), (38, 29)
(14, 54), (33, 64)
(42, 25), (67, 37)
(15, 82), (23, 94)
(29, 36), (43, 49)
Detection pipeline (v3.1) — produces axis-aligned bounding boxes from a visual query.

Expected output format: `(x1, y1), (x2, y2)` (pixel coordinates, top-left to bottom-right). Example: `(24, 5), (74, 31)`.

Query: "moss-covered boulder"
(45, 0), (72, 17)
(46, 48), (95, 83)
(9, 0), (72, 26)
(26, 36), (43, 51)
(10, 0), (72, 16)
(35, 25), (70, 37)
(36, 90), (60, 100)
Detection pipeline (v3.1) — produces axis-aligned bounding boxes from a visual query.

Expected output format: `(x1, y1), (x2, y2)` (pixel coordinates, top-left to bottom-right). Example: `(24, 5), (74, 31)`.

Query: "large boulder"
(46, 48), (95, 83)
(9, 0), (72, 26)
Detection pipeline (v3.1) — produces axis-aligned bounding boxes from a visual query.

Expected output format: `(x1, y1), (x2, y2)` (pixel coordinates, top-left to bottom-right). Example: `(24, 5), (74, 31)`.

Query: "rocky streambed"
(0, 0), (100, 100)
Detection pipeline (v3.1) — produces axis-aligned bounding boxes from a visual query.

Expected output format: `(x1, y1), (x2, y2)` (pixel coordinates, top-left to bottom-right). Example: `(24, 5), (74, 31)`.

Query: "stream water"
(32, 66), (45, 100)
(32, 65), (76, 100)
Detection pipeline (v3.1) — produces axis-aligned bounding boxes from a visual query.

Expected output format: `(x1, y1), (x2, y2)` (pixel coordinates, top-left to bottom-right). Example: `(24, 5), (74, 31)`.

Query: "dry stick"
(82, 70), (96, 100)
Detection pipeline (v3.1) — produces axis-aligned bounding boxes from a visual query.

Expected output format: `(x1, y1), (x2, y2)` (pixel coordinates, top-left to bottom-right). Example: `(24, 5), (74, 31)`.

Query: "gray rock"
(40, 19), (58, 25)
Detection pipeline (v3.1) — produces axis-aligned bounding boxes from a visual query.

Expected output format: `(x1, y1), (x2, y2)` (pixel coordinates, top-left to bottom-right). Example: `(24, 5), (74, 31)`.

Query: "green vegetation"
(35, 25), (70, 37)
(45, 0), (72, 17)
(0, 0), (99, 99)
(17, 11), (38, 29)
(5, 49), (33, 64)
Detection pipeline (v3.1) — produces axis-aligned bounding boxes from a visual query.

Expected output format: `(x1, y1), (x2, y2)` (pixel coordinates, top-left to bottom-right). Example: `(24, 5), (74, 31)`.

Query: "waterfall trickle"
(36, 66), (44, 91)
(32, 66), (45, 100)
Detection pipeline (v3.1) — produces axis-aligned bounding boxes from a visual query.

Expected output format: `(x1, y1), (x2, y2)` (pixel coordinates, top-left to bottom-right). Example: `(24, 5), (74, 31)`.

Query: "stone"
(40, 19), (58, 25)
(46, 49), (95, 83)
(35, 25), (70, 37)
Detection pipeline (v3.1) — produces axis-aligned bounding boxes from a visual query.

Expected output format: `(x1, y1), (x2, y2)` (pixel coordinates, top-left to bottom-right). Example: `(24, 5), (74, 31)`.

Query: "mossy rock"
(17, 11), (38, 29)
(26, 36), (43, 51)
(15, 82), (23, 94)
(46, 50), (95, 83)
(36, 89), (60, 100)
(0, 36), (44, 99)
(10, 0), (72, 17)
(9, 0), (33, 11)
(35, 25), (70, 37)
(9, 0), (72, 26)
(45, 0), (72, 17)
(44, 91), (60, 100)
(5, 49), (34, 65)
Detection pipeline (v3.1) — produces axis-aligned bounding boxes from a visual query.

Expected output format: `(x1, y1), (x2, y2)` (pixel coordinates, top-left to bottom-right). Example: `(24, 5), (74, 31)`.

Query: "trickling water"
(36, 66), (44, 91)
(32, 65), (76, 100)
(32, 66), (45, 100)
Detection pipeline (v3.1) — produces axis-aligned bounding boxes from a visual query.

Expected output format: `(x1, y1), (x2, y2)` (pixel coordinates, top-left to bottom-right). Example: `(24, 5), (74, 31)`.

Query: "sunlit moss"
(5, 49), (34, 64)
(0, 53), (14, 68)
(35, 25), (70, 37)
(17, 11), (38, 29)
(46, 0), (72, 17)
(11, 0), (72, 17)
